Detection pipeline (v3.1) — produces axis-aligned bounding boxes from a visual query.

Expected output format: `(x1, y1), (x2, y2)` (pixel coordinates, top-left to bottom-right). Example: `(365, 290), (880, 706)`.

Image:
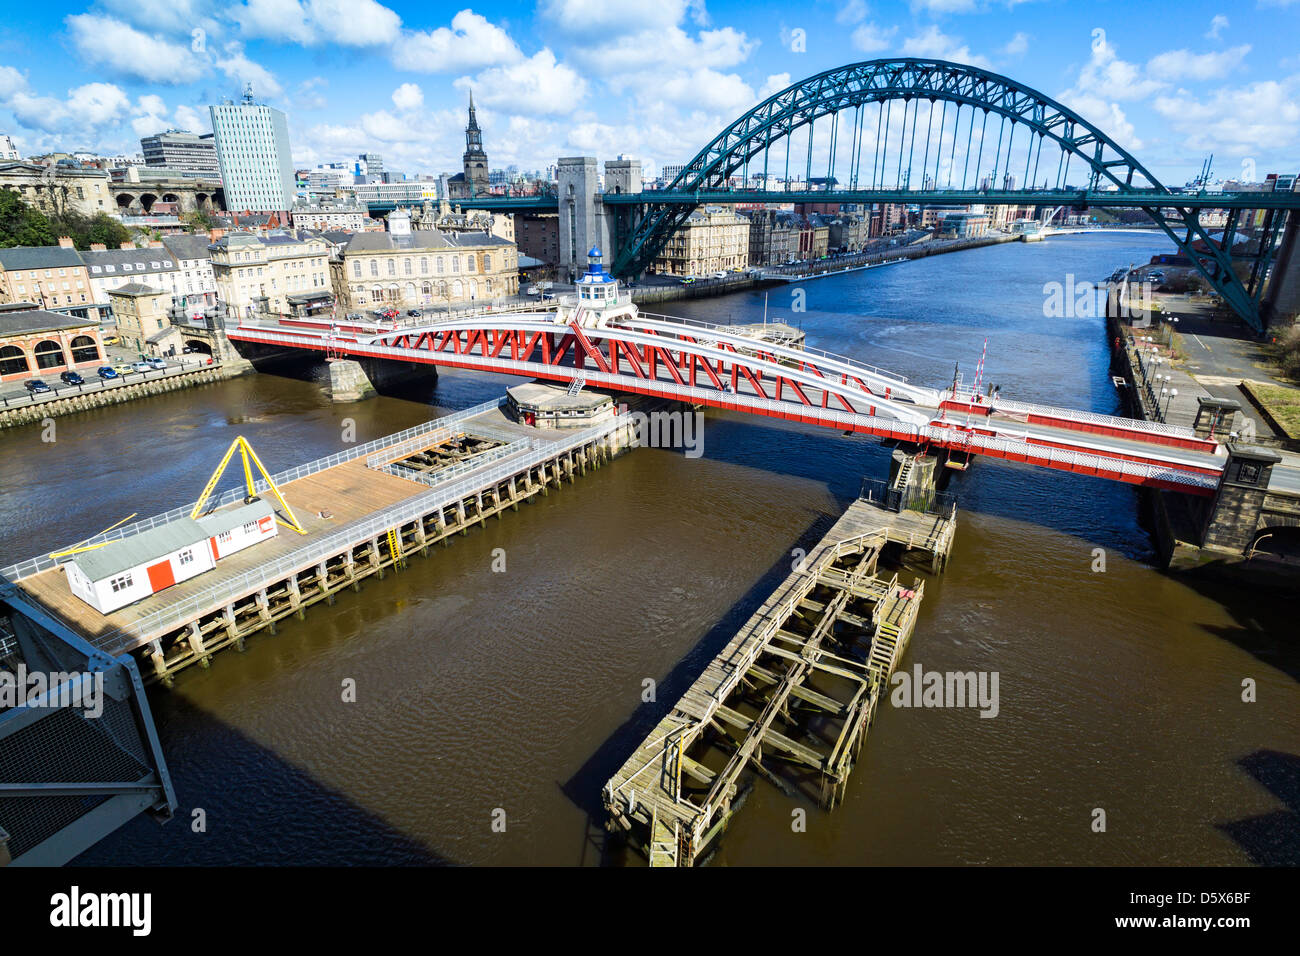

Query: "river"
(2, 233), (1295, 866)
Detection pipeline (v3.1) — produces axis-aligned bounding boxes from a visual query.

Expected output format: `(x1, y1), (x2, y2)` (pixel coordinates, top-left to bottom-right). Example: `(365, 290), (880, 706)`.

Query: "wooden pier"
(3, 398), (645, 684)
(603, 496), (956, 866)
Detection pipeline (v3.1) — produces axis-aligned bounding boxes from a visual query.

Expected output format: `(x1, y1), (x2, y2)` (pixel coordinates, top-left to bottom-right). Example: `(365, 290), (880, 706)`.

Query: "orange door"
(146, 559), (175, 592)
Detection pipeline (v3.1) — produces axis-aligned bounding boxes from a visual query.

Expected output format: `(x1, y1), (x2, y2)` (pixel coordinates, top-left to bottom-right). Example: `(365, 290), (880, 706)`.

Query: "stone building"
(210, 231), (332, 318)
(289, 201), (369, 232)
(515, 213), (560, 265)
(107, 283), (174, 356)
(0, 240), (102, 320)
(651, 205), (750, 276)
(0, 308), (105, 382)
(329, 210), (518, 312)
(0, 161), (113, 217)
(743, 210), (796, 266)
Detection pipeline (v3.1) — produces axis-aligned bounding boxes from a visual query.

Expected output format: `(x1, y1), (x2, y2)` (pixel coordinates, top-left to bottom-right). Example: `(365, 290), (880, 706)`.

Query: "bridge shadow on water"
(1216, 750), (1300, 866)
(73, 693), (451, 866)
(1184, 568), (1300, 684)
(559, 504), (844, 865)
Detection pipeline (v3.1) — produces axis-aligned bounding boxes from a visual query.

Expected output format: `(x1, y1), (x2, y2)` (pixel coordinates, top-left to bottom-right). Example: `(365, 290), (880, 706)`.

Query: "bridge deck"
(603, 497), (952, 866)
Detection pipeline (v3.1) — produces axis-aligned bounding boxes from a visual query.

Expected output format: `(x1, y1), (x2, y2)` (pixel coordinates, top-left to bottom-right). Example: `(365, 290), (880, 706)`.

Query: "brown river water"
(1, 233), (1295, 865)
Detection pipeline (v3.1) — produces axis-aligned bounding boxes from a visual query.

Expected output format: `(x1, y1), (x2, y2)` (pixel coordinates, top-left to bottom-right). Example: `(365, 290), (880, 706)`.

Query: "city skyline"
(0, 1), (1295, 185)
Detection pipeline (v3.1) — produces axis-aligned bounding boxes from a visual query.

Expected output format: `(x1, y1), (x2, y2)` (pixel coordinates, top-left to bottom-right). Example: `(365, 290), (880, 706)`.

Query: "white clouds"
(0, 66), (25, 100)
(1153, 79), (1300, 154)
(758, 74), (792, 100)
(1059, 32), (1164, 103)
(542, 0), (707, 36)
(455, 49), (587, 117)
(66, 14), (205, 84)
(577, 26), (754, 77)
(234, 0), (315, 45)
(1146, 45), (1250, 81)
(656, 68), (755, 114)
(392, 83), (424, 112)
(1, 74), (135, 138)
(398, 10), (523, 73)
(233, 0), (401, 47)
(852, 23), (898, 54)
(99, 0), (218, 38)
(1002, 32), (1030, 57)
(901, 26), (991, 69)
(911, 0), (978, 12)
(216, 48), (284, 98)
(1206, 15), (1229, 40)
(836, 0), (869, 24)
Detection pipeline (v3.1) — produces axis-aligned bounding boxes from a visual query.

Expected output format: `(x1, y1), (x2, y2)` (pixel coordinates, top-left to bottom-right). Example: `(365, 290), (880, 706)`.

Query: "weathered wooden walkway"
(603, 496), (956, 866)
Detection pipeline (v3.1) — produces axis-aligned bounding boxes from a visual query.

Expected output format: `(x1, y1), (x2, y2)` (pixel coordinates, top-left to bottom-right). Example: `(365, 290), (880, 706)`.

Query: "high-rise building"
(0, 134), (21, 161)
(209, 89), (295, 213)
(140, 130), (220, 178)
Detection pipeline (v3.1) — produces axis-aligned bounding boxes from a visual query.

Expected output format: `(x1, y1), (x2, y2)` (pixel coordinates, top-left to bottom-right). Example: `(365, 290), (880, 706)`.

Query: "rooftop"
(0, 309), (98, 337)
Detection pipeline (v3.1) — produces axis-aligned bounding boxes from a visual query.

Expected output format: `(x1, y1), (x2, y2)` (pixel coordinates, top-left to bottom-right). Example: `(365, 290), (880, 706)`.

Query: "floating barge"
(603, 496), (955, 867)
(1, 396), (643, 684)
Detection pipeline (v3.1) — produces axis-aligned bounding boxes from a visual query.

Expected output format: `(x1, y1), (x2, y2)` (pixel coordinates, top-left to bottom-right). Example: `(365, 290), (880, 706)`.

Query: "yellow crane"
(191, 436), (307, 535)
(49, 513), (138, 559)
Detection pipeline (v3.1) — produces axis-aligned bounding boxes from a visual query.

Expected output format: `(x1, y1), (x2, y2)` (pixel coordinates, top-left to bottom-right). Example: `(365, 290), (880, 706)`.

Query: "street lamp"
(1162, 387), (1178, 420)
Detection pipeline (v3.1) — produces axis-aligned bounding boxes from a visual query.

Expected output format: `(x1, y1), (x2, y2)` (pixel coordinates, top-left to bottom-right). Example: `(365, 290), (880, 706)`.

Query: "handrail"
(89, 414), (628, 656)
(0, 398), (507, 583)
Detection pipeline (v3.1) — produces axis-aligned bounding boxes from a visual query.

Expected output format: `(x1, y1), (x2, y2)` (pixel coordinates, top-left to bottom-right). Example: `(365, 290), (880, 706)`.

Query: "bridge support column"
(887, 447), (943, 512)
(1198, 444), (1281, 554)
(1261, 215), (1300, 330)
(327, 359), (376, 402)
(558, 157), (610, 283)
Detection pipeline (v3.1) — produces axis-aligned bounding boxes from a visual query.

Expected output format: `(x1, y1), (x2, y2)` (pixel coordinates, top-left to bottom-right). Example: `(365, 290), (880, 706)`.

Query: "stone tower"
(462, 91), (489, 198)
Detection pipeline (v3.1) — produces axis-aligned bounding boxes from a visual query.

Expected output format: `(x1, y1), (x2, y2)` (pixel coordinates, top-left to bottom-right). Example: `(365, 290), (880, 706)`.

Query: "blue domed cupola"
(576, 245), (618, 304)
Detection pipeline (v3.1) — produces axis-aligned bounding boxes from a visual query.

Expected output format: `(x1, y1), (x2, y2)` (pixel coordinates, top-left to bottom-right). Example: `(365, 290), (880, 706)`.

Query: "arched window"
(0, 345), (28, 376)
(369, 260), (379, 277)
(451, 257), (459, 273)
(33, 340), (65, 370)
(387, 259), (396, 276)
(420, 257), (428, 273)
(403, 258), (412, 275)
(469, 279), (478, 299)
(352, 261), (362, 278)
(483, 254), (491, 271)
(70, 335), (99, 364)
(436, 257), (444, 274)
(438, 281), (449, 299)
(452, 279), (464, 299)
(371, 286), (383, 303)
(403, 282), (416, 301)
(421, 281), (432, 298)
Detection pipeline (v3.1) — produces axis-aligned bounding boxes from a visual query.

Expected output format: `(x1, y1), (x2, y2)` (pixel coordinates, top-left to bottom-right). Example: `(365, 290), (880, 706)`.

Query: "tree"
(0, 190), (57, 248)
(83, 213), (132, 250)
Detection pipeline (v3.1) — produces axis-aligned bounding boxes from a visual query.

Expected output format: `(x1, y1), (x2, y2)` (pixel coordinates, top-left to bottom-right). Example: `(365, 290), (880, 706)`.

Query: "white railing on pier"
(89, 414), (629, 656)
(0, 397), (507, 584)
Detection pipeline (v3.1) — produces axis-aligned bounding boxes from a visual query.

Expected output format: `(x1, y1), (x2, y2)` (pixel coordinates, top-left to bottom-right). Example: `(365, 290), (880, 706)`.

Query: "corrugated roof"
(72, 517), (209, 582)
(195, 498), (275, 537)
(0, 310), (97, 336)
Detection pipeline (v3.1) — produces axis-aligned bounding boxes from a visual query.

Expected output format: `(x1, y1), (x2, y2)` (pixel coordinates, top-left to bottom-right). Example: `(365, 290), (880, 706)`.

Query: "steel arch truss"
(611, 57), (1281, 331)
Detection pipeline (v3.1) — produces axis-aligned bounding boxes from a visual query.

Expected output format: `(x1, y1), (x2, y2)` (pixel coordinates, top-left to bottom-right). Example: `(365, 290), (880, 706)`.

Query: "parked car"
(59, 371), (85, 385)
(24, 379), (51, 393)
(131, 361), (151, 372)
(346, 312), (363, 321)
(407, 309), (422, 317)
(146, 357), (167, 370)
(112, 363), (134, 374)
(712, 271), (728, 278)
(101, 335), (119, 346)
(97, 366), (118, 379)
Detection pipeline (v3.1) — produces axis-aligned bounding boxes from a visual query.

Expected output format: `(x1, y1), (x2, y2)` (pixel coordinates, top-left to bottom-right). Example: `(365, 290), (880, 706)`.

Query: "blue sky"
(0, 0), (1297, 185)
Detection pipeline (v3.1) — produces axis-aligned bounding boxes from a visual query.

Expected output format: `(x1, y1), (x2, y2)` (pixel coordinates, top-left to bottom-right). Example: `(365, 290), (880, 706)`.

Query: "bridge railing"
(633, 312), (912, 387)
(992, 396), (1197, 438)
(0, 397), (507, 584)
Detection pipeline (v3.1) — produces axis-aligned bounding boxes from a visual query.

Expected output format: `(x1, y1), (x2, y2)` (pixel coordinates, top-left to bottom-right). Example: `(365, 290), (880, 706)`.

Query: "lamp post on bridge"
(1161, 387), (1178, 423)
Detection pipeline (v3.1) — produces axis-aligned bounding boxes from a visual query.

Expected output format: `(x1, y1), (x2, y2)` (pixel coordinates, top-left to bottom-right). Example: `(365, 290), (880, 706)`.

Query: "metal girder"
(608, 57), (1292, 332)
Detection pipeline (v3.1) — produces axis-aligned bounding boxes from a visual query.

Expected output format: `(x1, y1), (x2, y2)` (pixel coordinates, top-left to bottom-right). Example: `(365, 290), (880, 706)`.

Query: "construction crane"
(191, 436), (308, 535)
